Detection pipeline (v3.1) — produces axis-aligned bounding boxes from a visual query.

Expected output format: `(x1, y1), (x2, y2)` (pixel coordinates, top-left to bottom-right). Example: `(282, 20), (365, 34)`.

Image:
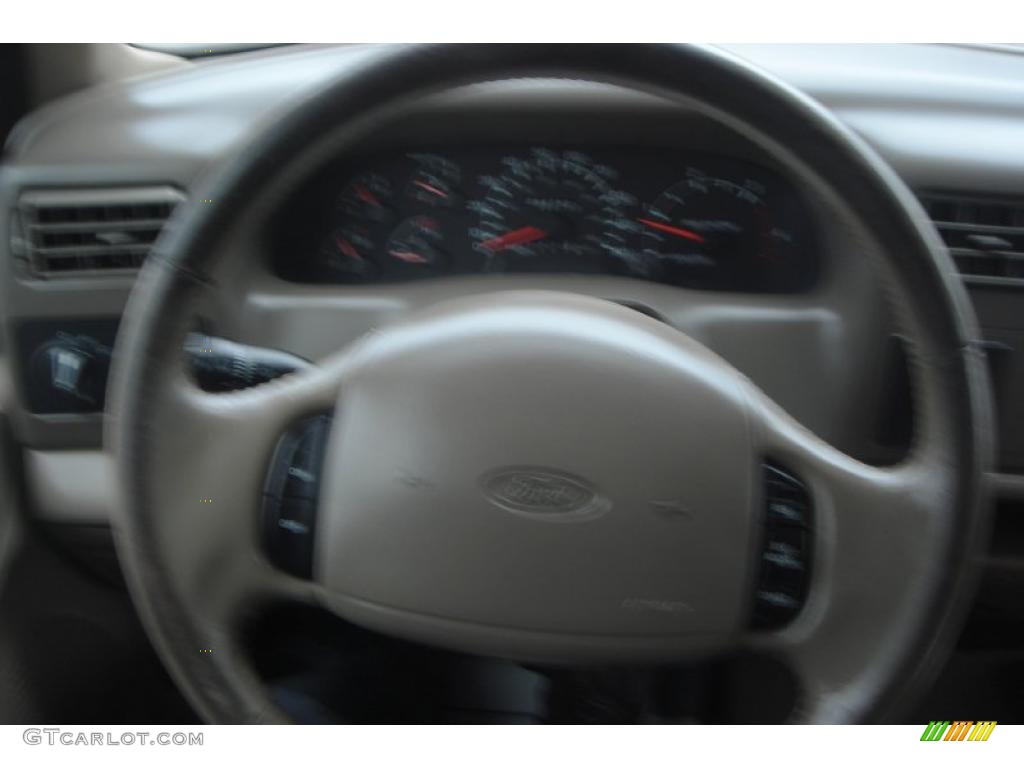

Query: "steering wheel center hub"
(314, 291), (758, 661)
(479, 465), (611, 522)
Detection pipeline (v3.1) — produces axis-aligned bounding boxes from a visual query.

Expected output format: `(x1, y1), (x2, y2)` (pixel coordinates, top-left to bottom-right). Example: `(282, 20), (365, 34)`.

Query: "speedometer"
(468, 148), (629, 272)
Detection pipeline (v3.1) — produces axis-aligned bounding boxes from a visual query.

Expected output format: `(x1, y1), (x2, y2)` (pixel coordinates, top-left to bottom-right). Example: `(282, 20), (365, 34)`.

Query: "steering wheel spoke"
(107, 44), (990, 723)
(743, 386), (961, 721)
(113, 348), (347, 675)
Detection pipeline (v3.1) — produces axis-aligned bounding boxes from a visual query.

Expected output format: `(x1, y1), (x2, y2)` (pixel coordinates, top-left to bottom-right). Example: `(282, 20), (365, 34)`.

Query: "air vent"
(13, 187), (184, 278)
(919, 192), (1024, 283)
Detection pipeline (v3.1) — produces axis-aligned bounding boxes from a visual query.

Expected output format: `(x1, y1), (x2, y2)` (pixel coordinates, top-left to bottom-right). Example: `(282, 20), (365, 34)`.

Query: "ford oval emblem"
(480, 467), (610, 522)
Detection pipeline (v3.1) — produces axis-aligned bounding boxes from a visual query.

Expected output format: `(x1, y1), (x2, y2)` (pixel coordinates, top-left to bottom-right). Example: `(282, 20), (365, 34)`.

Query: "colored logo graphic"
(920, 721), (997, 741)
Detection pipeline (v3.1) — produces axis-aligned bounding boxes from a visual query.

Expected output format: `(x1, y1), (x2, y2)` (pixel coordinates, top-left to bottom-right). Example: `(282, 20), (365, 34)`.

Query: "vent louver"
(13, 187), (184, 277)
(919, 192), (1024, 284)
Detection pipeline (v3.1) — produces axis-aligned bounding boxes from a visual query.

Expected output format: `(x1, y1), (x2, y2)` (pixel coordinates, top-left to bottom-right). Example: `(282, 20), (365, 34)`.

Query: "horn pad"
(316, 291), (757, 662)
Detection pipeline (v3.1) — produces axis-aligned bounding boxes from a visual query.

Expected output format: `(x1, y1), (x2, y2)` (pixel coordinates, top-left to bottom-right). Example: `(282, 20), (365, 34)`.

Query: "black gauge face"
(468, 149), (628, 272)
(338, 172), (395, 224)
(281, 147), (816, 292)
(405, 153), (462, 209)
(317, 225), (376, 281)
(637, 169), (803, 290)
(383, 215), (446, 277)
(315, 173), (396, 282)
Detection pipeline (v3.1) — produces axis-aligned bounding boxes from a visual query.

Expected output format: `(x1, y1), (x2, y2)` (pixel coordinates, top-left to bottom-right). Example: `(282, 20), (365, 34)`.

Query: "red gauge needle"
(354, 184), (380, 206)
(390, 250), (429, 264)
(637, 218), (706, 244)
(478, 226), (548, 252)
(336, 236), (364, 261)
(414, 180), (448, 199)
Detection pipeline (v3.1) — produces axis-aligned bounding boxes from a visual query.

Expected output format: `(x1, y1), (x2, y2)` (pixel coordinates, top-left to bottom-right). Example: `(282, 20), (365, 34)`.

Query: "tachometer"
(636, 168), (801, 290)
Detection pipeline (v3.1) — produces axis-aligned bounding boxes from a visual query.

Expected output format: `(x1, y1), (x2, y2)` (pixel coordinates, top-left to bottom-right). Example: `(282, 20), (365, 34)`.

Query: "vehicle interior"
(0, 43), (1022, 725)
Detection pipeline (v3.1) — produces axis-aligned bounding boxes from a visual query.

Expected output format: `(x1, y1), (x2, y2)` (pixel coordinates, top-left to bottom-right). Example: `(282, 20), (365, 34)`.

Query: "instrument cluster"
(273, 147), (818, 293)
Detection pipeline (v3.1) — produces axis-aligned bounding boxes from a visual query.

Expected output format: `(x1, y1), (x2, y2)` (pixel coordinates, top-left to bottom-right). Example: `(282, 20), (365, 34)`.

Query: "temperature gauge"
(315, 173), (397, 282)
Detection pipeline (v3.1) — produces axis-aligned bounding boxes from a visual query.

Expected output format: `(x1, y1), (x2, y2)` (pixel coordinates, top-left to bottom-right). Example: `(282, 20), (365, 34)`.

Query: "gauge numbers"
(468, 148), (630, 274)
(303, 149), (812, 292)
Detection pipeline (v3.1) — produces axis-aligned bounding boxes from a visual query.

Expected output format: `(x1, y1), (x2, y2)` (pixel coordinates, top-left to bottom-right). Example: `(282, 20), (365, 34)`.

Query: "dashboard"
(2, 40), (1024, 729)
(2, 42), (1024, 490)
(3, 44), (1024, 726)
(274, 147), (816, 293)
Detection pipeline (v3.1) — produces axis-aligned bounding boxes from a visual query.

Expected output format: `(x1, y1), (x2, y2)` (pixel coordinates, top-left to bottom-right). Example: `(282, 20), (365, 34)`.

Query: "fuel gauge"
(405, 154), (462, 209)
(339, 173), (396, 225)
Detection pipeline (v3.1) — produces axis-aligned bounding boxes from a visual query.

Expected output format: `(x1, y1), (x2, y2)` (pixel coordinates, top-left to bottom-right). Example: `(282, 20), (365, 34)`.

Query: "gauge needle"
(336, 236), (364, 261)
(637, 218), (706, 244)
(479, 226), (548, 252)
(354, 184), (380, 206)
(390, 250), (429, 264)
(414, 180), (448, 199)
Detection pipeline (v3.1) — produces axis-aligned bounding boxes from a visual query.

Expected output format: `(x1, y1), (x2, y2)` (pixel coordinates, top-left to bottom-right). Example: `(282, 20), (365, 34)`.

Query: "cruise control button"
(754, 463), (814, 629)
(265, 496), (316, 578)
(755, 589), (801, 610)
(762, 543), (805, 572)
(753, 589), (802, 627)
(764, 465), (810, 527)
(764, 525), (807, 562)
(282, 464), (319, 499)
(260, 414), (331, 580)
(759, 560), (805, 597)
(766, 498), (807, 527)
(278, 518), (309, 535)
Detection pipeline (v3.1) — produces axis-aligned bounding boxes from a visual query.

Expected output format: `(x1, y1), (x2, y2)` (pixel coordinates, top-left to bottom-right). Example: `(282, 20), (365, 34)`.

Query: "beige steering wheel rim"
(106, 43), (993, 724)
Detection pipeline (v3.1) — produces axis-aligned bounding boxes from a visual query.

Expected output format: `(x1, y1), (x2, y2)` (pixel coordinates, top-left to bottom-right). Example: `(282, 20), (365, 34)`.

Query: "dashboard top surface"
(2, 43), (1024, 463)
(5, 44), (1024, 197)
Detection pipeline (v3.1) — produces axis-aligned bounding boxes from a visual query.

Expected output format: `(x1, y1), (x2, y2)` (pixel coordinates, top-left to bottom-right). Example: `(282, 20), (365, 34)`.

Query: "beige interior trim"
(25, 449), (112, 523)
(23, 458), (1022, 527)
(22, 43), (187, 108)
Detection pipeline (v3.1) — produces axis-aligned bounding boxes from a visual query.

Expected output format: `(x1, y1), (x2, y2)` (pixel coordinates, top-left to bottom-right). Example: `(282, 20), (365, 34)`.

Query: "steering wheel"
(106, 44), (993, 723)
